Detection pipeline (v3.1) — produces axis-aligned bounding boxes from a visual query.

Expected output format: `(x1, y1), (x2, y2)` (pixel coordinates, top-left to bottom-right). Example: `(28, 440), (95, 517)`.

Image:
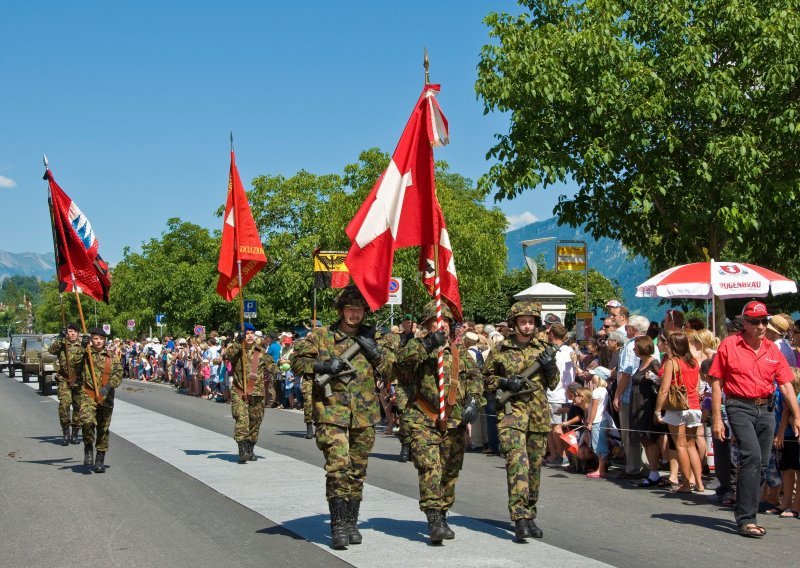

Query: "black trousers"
(725, 399), (775, 526)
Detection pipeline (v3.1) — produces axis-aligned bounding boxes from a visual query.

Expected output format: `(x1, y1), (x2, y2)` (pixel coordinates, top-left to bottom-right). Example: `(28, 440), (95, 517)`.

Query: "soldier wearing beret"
(49, 322), (85, 445)
(80, 327), (122, 473)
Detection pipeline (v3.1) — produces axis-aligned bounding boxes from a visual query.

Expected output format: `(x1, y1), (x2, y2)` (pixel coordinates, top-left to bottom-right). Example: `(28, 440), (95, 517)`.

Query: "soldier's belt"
(414, 378), (460, 426)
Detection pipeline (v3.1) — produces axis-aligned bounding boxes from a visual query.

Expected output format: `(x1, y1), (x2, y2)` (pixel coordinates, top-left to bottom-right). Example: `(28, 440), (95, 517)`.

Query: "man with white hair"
(613, 313), (658, 479)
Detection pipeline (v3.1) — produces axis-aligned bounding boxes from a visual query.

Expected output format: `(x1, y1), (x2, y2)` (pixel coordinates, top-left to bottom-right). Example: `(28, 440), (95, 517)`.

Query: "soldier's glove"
(537, 349), (558, 378)
(99, 384), (111, 398)
(235, 332), (245, 343)
(421, 330), (447, 353)
(355, 337), (380, 362)
(81, 335), (90, 348)
(460, 396), (478, 426)
(58, 328), (67, 339)
(313, 357), (346, 376)
(498, 376), (525, 393)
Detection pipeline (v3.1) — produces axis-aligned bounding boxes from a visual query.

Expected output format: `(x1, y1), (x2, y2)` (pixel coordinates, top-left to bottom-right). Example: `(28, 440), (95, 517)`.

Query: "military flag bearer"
(49, 322), (85, 445)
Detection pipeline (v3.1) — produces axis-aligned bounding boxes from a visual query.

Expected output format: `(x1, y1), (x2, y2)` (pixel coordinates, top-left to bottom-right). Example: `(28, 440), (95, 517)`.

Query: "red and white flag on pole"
(345, 83), (461, 317)
(45, 169), (112, 303)
(216, 150), (267, 301)
(419, 204), (462, 321)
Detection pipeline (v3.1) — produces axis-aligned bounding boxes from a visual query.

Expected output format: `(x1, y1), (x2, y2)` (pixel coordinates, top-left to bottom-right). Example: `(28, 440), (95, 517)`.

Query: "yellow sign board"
(556, 245), (587, 271)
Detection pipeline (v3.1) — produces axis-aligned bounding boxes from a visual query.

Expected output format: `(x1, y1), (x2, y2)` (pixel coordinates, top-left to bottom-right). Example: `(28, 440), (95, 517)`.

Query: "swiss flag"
(346, 84), (460, 315)
(216, 150), (267, 301)
(419, 204), (462, 321)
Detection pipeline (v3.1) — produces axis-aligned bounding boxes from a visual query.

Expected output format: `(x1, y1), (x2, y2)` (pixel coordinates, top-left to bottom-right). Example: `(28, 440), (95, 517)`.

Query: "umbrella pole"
(712, 295), (716, 336)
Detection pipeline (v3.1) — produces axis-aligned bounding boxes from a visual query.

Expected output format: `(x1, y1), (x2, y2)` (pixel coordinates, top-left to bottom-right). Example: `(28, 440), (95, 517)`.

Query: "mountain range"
(505, 216), (662, 321)
(0, 250), (55, 282)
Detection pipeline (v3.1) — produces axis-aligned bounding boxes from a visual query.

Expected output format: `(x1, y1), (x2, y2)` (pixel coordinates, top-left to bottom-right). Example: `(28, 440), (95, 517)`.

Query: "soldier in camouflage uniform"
(80, 327), (122, 473)
(385, 329), (415, 463)
(226, 323), (278, 464)
(298, 341), (315, 439)
(49, 322), (85, 446)
(290, 285), (394, 550)
(395, 301), (484, 544)
(483, 301), (558, 541)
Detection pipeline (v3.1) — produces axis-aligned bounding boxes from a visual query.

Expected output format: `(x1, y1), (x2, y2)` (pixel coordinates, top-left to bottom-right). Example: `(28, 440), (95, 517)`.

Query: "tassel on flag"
(216, 150), (267, 301)
(345, 83), (460, 315)
(45, 169), (112, 303)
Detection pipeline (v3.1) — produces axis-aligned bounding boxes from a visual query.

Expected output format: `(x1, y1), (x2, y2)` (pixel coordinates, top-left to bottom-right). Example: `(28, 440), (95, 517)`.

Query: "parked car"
(0, 339), (9, 373)
(39, 334), (59, 395)
(7, 334), (33, 378)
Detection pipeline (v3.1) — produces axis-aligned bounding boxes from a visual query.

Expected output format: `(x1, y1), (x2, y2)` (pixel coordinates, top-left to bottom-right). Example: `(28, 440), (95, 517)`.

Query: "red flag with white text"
(45, 169), (112, 303)
(345, 84), (458, 314)
(216, 150), (267, 301)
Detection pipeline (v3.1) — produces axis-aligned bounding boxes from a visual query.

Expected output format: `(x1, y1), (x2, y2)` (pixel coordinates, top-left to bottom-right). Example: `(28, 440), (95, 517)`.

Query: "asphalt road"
(2, 370), (799, 568)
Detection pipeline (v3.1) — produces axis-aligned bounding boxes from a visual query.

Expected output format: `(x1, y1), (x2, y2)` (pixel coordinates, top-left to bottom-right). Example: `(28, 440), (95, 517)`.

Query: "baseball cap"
(590, 366), (612, 380)
(255, 330), (263, 337)
(403, 313), (413, 321)
(605, 299), (622, 309)
(741, 301), (769, 318)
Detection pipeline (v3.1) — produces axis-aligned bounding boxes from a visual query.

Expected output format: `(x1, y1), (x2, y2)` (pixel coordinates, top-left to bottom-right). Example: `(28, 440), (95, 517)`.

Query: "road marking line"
(18, 376), (611, 567)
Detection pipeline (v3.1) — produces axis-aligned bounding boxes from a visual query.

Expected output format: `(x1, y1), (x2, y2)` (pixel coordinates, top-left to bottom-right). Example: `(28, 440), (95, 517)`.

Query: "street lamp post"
(6, 320), (22, 338)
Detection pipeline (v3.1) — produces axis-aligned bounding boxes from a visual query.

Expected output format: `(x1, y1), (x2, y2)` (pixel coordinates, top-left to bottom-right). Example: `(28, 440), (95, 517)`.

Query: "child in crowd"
(773, 368), (800, 517)
(585, 367), (611, 479)
(568, 386), (594, 473)
(281, 363), (295, 409)
(200, 360), (213, 399)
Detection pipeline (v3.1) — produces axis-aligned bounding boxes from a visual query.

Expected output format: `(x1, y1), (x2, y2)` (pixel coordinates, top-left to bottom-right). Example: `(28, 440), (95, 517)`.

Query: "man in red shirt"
(709, 301), (800, 538)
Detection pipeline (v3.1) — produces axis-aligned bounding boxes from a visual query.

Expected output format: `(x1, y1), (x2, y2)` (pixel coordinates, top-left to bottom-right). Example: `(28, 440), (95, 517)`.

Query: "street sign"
(102, 323), (111, 336)
(156, 313), (166, 325)
(244, 299), (257, 318)
(387, 277), (403, 305)
(194, 325), (205, 336)
(126, 319), (135, 331)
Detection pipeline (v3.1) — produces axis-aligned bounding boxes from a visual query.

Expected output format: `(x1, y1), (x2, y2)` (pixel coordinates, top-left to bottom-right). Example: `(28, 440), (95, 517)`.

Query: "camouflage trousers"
(499, 427), (547, 521)
(57, 379), (83, 428)
(301, 378), (313, 424)
(409, 421), (466, 512)
(231, 390), (265, 443)
(395, 383), (413, 445)
(316, 423), (375, 501)
(80, 398), (113, 452)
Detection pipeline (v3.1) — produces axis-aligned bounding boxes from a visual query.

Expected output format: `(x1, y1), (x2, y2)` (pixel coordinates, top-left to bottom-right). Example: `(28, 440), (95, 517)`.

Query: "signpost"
(127, 319), (136, 331)
(102, 323), (111, 336)
(387, 277), (403, 326)
(556, 240), (589, 310)
(194, 324), (205, 336)
(243, 299), (257, 319)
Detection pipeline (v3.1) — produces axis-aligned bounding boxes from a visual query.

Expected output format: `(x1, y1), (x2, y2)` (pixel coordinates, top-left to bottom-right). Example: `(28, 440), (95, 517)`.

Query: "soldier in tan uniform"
(80, 327), (122, 473)
(483, 302), (558, 541)
(226, 322), (278, 464)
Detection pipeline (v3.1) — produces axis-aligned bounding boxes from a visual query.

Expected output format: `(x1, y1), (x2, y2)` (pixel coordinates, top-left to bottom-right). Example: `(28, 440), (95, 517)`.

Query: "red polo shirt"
(708, 333), (793, 399)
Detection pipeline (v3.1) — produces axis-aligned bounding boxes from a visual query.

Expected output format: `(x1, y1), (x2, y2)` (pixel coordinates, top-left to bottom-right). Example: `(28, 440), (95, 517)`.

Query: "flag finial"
(43, 154), (48, 168)
(230, 131), (234, 152)
(424, 47), (430, 85)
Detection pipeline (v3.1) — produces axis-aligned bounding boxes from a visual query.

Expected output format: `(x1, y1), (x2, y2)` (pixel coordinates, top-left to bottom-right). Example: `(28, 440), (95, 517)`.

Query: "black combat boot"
(345, 499), (362, 544)
(328, 497), (349, 550)
(441, 511), (455, 539)
(425, 509), (447, 544)
(237, 441), (248, 464)
(514, 519), (533, 542)
(70, 426), (80, 444)
(94, 451), (106, 473)
(305, 423), (314, 439)
(399, 443), (411, 463)
(246, 441), (257, 461)
(527, 518), (543, 538)
(84, 444), (94, 466)
(61, 426), (70, 446)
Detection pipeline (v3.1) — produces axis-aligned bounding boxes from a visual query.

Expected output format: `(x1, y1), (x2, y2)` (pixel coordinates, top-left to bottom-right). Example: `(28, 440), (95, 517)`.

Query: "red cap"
(741, 301), (769, 318)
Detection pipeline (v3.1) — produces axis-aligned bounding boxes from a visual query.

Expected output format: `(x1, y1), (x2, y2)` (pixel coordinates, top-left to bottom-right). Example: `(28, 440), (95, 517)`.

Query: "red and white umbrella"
(636, 260), (797, 299)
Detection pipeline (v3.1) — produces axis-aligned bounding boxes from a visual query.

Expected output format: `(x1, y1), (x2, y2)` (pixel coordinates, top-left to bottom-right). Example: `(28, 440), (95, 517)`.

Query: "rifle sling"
(83, 355), (111, 402)
(234, 349), (261, 398)
(415, 345), (461, 425)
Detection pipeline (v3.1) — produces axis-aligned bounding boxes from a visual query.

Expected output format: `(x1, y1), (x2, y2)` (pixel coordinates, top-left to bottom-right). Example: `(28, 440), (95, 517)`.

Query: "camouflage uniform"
(396, 334), (484, 515)
(80, 346), (122, 453)
(226, 341), (277, 444)
(483, 301), (558, 538)
(291, 323), (393, 501)
(49, 336), (85, 432)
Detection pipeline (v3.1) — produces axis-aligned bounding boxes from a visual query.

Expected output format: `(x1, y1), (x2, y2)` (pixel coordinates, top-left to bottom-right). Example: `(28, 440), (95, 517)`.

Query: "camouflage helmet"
(420, 301), (454, 325)
(334, 284), (370, 311)
(507, 301), (542, 326)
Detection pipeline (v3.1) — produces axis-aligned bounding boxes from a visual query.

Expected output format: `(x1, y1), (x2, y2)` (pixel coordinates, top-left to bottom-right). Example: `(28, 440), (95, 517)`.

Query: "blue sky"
(1, 1), (575, 264)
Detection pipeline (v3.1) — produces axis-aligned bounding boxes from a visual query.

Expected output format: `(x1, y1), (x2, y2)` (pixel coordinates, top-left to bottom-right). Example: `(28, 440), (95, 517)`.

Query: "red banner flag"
(345, 84), (458, 313)
(45, 169), (112, 303)
(419, 204), (462, 321)
(216, 150), (267, 301)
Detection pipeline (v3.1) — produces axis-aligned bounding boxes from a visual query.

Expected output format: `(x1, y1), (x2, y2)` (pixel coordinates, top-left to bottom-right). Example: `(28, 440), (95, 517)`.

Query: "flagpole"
(231, 132), (249, 400)
(45, 161), (100, 403)
(424, 49), (447, 432)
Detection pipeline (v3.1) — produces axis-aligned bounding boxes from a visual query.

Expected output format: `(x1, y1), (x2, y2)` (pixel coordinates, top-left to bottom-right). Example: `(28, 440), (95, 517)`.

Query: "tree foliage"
(476, 1), (800, 293)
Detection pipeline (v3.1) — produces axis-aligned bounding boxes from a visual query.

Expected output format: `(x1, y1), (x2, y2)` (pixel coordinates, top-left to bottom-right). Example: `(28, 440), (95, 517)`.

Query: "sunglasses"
(603, 325), (612, 329)
(745, 317), (769, 326)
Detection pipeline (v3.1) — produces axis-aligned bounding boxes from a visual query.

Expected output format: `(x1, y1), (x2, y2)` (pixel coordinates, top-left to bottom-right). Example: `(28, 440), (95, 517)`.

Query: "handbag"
(663, 360), (689, 411)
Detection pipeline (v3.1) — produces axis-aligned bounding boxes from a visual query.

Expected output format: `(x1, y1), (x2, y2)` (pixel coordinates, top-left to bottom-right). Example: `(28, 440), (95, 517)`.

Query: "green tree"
(35, 280), (116, 334)
(476, 1), (800, 326)
(0, 275), (42, 306)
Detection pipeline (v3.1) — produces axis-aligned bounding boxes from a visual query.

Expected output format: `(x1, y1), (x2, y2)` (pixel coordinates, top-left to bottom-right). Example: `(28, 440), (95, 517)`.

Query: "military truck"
(20, 335), (46, 383)
(7, 334), (32, 378)
(38, 334), (59, 395)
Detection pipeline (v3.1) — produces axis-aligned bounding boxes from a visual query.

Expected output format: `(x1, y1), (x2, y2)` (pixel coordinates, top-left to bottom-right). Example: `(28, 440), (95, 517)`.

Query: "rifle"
(314, 341), (361, 398)
(495, 343), (558, 414)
